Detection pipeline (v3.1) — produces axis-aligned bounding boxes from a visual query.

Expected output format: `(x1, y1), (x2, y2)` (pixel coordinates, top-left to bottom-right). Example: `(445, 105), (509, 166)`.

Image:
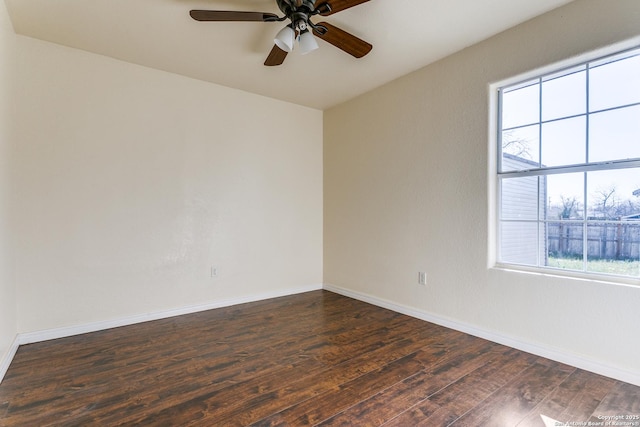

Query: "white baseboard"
(0, 283), (322, 384)
(322, 283), (640, 387)
(17, 284), (322, 345)
(4, 282), (637, 388)
(0, 336), (19, 385)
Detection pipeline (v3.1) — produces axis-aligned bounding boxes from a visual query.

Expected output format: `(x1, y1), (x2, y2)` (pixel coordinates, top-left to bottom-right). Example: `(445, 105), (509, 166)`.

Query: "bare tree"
(559, 196), (579, 219)
(615, 199), (640, 218)
(592, 187), (618, 220)
(502, 130), (532, 160)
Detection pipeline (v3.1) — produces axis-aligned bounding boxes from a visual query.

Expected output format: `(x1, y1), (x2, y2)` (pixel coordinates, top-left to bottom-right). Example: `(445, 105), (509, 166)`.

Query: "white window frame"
(488, 40), (640, 286)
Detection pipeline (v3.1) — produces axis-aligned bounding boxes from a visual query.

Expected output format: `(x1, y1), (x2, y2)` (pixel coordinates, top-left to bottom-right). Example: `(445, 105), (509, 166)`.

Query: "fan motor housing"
(276, 0), (317, 17)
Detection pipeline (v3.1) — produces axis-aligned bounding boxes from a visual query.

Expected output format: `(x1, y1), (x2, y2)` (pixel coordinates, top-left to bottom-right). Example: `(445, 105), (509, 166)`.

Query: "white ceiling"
(5, 0), (574, 109)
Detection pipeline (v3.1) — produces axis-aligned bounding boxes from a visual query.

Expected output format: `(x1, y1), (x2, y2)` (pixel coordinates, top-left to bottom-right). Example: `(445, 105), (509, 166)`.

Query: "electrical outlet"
(418, 272), (427, 286)
(211, 266), (219, 278)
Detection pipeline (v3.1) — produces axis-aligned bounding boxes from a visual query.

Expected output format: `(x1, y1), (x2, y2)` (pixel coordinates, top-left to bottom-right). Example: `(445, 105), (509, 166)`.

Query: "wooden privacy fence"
(547, 221), (640, 260)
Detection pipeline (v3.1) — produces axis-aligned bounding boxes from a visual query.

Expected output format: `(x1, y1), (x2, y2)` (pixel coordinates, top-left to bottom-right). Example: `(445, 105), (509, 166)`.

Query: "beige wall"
(11, 36), (323, 332)
(324, 0), (640, 379)
(0, 0), (16, 372)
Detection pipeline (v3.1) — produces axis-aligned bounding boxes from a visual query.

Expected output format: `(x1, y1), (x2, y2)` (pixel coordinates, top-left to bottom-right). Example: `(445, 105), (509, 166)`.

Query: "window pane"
(500, 221), (538, 266)
(589, 105), (640, 163)
(502, 81), (539, 129)
(541, 117), (586, 167)
(501, 125), (539, 172)
(501, 176), (540, 220)
(542, 69), (586, 121)
(587, 169), (640, 220)
(590, 54), (640, 112)
(586, 222), (640, 277)
(545, 173), (584, 220)
(546, 221), (584, 269)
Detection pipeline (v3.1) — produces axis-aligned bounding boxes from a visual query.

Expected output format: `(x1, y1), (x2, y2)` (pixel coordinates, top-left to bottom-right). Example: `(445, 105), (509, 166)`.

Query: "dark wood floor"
(0, 290), (638, 426)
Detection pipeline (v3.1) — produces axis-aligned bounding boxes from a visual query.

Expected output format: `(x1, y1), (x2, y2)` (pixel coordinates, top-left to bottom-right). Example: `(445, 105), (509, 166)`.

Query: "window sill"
(492, 263), (640, 289)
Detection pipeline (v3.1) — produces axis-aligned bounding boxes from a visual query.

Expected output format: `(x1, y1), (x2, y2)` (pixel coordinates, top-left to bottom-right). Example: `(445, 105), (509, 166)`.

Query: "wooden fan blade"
(316, 0), (370, 16)
(189, 10), (280, 22)
(264, 45), (288, 66)
(312, 22), (372, 58)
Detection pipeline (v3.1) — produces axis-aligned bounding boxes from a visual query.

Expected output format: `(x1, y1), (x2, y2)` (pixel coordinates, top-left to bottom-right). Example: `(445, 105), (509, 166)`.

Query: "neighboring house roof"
(502, 152), (541, 168)
(622, 213), (640, 220)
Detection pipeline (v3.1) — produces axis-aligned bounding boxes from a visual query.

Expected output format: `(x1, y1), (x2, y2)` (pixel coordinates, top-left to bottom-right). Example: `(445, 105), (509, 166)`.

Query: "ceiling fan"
(189, 0), (373, 66)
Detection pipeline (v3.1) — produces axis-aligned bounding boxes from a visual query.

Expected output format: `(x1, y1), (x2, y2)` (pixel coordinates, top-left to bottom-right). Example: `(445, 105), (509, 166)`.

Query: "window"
(496, 46), (640, 280)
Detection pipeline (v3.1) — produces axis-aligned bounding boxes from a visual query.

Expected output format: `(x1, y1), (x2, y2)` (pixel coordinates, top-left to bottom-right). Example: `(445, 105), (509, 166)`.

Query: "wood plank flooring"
(0, 290), (639, 426)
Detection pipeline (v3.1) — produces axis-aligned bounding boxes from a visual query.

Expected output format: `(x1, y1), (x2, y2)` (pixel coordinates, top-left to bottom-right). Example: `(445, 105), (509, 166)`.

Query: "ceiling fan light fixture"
(274, 25), (295, 52)
(298, 30), (319, 55)
(190, 0), (374, 66)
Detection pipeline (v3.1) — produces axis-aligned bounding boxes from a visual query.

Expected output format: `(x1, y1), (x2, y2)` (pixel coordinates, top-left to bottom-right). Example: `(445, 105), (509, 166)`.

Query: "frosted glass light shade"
(274, 26), (295, 52)
(298, 31), (319, 55)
